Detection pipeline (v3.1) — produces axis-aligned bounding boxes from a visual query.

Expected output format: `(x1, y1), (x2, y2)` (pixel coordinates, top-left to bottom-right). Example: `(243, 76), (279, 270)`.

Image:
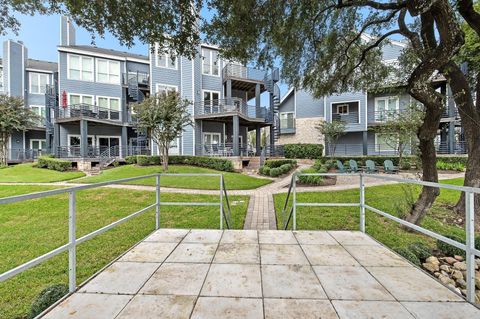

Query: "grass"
(75, 164), (272, 190)
(274, 178), (468, 250)
(0, 163), (85, 183)
(0, 185), (248, 319)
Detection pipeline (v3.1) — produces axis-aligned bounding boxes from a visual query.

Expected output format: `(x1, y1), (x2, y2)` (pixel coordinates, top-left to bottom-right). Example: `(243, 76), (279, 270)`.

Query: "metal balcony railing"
(332, 111), (360, 124)
(7, 148), (51, 161)
(222, 63), (266, 82)
(122, 71), (149, 86)
(55, 146), (151, 159)
(58, 104), (122, 122)
(372, 110), (400, 122)
(194, 98), (272, 122)
(196, 143), (254, 157)
(435, 141), (467, 154)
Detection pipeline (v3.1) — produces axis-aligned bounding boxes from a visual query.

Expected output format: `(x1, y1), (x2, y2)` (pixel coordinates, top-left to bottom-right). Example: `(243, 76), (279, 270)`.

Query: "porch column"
(121, 126), (128, 158)
(226, 79), (232, 105)
(255, 83), (261, 107)
(362, 131), (368, 156)
(269, 124), (275, 155)
(256, 125), (261, 156)
(233, 115), (240, 156)
(80, 120), (88, 158)
(53, 123), (60, 156)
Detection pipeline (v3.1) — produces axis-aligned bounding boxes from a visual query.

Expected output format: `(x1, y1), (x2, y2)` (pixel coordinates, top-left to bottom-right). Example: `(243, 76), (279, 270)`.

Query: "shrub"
(136, 155), (151, 166)
(264, 159), (297, 168)
(168, 156), (234, 172)
(394, 247), (421, 267)
(399, 160), (412, 170)
(259, 162), (294, 177)
(259, 166), (271, 176)
(125, 155), (137, 164)
(269, 167), (282, 177)
(28, 284), (69, 319)
(437, 234), (466, 258)
(37, 156), (72, 172)
(408, 242), (432, 261)
(150, 156), (161, 166)
(436, 160), (465, 171)
(283, 143), (323, 159)
(298, 167), (324, 185)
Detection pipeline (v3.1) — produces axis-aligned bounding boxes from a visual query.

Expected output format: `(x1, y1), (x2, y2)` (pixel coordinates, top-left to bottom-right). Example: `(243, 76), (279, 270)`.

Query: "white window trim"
(155, 83), (178, 94)
(67, 53), (94, 82)
(67, 134), (95, 147)
(203, 132), (222, 144)
(336, 104), (350, 115)
(96, 135), (121, 147)
(96, 96), (121, 109)
(67, 93), (95, 105)
(30, 105), (46, 125)
(30, 139), (46, 149)
(201, 48), (220, 77)
(374, 96), (400, 122)
(279, 112), (294, 128)
(29, 72), (50, 94)
(95, 58), (121, 84)
(202, 89), (221, 99)
(155, 44), (178, 70)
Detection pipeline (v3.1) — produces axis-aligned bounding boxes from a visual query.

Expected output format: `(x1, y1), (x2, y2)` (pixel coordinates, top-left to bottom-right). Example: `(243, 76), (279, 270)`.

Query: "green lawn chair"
(336, 160), (350, 173)
(384, 160), (399, 174)
(349, 159), (362, 173)
(365, 160), (379, 173)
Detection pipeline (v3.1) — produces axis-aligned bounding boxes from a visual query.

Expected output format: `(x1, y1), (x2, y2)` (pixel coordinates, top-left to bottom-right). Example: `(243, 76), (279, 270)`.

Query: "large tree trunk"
(162, 143), (169, 172)
(0, 132), (9, 166)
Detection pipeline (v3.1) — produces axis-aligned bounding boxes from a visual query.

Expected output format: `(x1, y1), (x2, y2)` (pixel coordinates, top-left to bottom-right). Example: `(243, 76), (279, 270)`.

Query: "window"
(0, 66), (3, 91)
(202, 48), (220, 76)
(336, 104), (349, 114)
(156, 83), (178, 96)
(203, 90), (220, 113)
(156, 45), (177, 69)
(97, 96), (121, 120)
(30, 105), (46, 126)
(69, 94), (93, 105)
(30, 139), (46, 150)
(375, 96), (399, 121)
(96, 59), (120, 84)
(68, 54), (93, 81)
(203, 132), (221, 145)
(375, 133), (396, 152)
(29, 73), (49, 94)
(280, 112), (295, 129)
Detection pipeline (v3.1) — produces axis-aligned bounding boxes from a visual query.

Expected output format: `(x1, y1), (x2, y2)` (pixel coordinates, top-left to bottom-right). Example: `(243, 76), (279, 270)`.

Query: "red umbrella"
(62, 91), (67, 108)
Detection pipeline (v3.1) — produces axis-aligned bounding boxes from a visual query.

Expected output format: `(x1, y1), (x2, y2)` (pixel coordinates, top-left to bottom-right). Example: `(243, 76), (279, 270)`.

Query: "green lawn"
(274, 178), (467, 250)
(0, 185), (248, 319)
(0, 163), (85, 183)
(75, 164), (272, 190)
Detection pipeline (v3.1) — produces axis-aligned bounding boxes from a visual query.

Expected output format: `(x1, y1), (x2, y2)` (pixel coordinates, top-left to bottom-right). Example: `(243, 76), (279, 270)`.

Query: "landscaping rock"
(423, 262), (439, 272)
(454, 255), (463, 261)
(439, 264), (450, 272)
(476, 272), (480, 289)
(451, 270), (463, 281)
(456, 278), (467, 289)
(439, 274), (455, 286)
(444, 257), (457, 265)
(434, 272), (441, 278)
(426, 256), (440, 264)
(453, 261), (467, 271)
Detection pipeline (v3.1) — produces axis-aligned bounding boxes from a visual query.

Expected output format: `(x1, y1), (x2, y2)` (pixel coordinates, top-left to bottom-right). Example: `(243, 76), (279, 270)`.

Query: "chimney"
(60, 16), (76, 46)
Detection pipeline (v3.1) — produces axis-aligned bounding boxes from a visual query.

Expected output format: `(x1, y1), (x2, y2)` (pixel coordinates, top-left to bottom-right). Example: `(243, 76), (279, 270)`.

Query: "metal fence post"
(155, 175), (160, 230)
(220, 175), (224, 230)
(293, 174), (297, 231)
(465, 191), (476, 303)
(360, 174), (365, 233)
(68, 191), (76, 293)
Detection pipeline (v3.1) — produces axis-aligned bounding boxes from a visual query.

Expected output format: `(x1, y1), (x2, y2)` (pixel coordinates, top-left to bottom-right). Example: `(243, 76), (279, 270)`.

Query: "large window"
(29, 72), (50, 94)
(203, 90), (220, 113)
(156, 83), (178, 96)
(97, 96), (121, 120)
(69, 94), (93, 106)
(156, 45), (177, 69)
(202, 48), (220, 76)
(30, 139), (46, 150)
(96, 59), (120, 84)
(280, 112), (295, 129)
(68, 54), (93, 81)
(30, 105), (46, 126)
(375, 96), (399, 122)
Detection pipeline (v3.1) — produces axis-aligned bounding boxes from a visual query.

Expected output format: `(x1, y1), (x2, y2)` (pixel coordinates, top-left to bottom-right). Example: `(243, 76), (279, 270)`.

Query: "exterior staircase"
(264, 68), (281, 143)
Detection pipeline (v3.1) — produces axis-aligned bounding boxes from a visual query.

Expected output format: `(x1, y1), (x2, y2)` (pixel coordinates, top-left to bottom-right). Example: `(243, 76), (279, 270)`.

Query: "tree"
(133, 92), (191, 171)
(374, 104), (423, 164)
(0, 94), (39, 166)
(316, 120), (346, 157)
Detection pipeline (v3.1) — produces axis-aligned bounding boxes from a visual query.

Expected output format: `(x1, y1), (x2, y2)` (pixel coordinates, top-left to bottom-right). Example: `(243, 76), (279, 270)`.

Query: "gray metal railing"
(123, 71), (149, 86)
(0, 173), (232, 294)
(196, 143), (254, 157)
(55, 146), (151, 159)
(282, 172), (479, 303)
(332, 111), (360, 124)
(222, 63), (266, 82)
(58, 104), (122, 122)
(7, 148), (51, 161)
(193, 98), (271, 121)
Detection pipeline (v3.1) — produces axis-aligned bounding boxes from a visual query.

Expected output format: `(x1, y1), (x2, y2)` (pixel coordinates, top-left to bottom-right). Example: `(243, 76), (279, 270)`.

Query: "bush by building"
(36, 156), (72, 172)
(283, 143), (324, 159)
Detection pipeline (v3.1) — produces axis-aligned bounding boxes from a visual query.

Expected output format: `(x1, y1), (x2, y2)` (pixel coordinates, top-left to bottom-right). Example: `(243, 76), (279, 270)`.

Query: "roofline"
(57, 46), (149, 63)
(26, 68), (55, 74)
(280, 87), (295, 104)
(360, 33), (408, 48)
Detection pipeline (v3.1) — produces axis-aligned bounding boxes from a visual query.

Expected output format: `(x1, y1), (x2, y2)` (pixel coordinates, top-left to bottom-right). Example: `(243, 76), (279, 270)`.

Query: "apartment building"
(278, 39), (464, 156)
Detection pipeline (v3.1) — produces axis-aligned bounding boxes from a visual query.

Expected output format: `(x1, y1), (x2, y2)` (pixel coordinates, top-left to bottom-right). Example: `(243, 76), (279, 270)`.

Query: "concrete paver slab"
(328, 231), (380, 246)
(264, 298), (339, 319)
(332, 300), (415, 319)
(221, 230), (258, 244)
(119, 242), (177, 262)
(402, 301), (480, 318)
(258, 230), (297, 244)
(314, 266), (394, 301)
(79, 262), (159, 294)
(43, 293), (132, 319)
(213, 243), (260, 264)
(201, 264), (262, 298)
(116, 295), (196, 319)
(368, 266), (464, 302)
(302, 245), (360, 266)
(182, 229), (223, 243)
(191, 297), (263, 319)
(344, 245), (410, 267)
(165, 243), (217, 263)
(260, 244), (309, 265)
(262, 264), (327, 299)
(140, 263), (210, 296)
(294, 231), (338, 245)
(144, 228), (189, 243)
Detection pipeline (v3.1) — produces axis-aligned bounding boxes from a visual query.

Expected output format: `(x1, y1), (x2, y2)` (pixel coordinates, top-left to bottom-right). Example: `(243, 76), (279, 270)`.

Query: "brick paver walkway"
(244, 193), (277, 230)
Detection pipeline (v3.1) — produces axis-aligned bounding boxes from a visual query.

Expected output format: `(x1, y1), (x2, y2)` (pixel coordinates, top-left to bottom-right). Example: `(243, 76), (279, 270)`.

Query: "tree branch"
(337, 0), (407, 10)
(458, 0), (480, 36)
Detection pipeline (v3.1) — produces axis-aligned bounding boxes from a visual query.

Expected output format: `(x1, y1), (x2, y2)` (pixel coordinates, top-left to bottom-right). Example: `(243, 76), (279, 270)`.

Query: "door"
(203, 133), (221, 155)
(69, 135), (93, 157)
(169, 137), (180, 155)
(98, 137), (120, 156)
(203, 91), (220, 114)
(30, 139), (47, 157)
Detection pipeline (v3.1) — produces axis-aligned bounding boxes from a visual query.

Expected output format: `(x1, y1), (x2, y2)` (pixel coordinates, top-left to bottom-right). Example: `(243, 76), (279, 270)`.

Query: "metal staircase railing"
(263, 69), (281, 143)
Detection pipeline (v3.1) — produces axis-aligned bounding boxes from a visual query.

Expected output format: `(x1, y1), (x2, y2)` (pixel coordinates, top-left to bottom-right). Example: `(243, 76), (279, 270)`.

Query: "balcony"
(222, 64), (266, 82)
(332, 111), (360, 124)
(371, 110), (400, 123)
(57, 104), (122, 123)
(122, 71), (149, 86)
(194, 98), (272, 123)
(196, 143), (254, 157)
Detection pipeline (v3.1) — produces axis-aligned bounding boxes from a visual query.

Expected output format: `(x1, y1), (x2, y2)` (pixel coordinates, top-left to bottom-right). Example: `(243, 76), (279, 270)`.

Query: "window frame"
(67, 54), (94, 82)
(279, 112), (295, 129)
(96, 95), (121, 120)
(30, 105), (46, 126)
(155, 45), (178, 70)
(335, 104), (350, 115)
(95, 58), (121, 84)
(29, 72), (50, 94)
(374, 96), (400, 122)
(155, 83), (178, 95)
(202, 48), (220, 76)
(30, 139), (47, 150)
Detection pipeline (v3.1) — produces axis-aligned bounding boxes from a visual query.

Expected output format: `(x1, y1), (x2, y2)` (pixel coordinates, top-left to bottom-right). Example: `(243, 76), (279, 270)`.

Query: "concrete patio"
(42, 229), (480, 319)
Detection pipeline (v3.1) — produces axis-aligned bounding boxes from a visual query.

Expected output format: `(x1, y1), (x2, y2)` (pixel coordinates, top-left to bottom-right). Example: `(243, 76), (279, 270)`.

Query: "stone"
(444, 257), (457, 265)
(475, 272), (480, 289)
(439, 265), (450, 272)
(423, 262), (439, 273)
(426, 256), (440, 265)
(453, 261), (467, 271)
(451, 270), (463, 281)
(456, 278), (467, 289)
(440, 270), (449, 277)
(438, 274), (455, 286)
(454, 255), (464, 261)
(434, 272), (441, 278)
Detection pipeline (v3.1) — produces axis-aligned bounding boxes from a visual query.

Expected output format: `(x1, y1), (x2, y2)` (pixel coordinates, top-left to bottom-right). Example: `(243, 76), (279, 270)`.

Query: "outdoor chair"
(336, 160), (350, 173)
(349, 159), (363, 173)
(212, 144), (219, 156)
(365, 160), (379, 174)
(384, 160), (399, 174)
(203, 144), (211, 156)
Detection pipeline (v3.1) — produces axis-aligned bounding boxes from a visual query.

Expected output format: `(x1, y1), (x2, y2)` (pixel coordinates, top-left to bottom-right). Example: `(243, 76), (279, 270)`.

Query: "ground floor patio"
(43, 229), (479, 319)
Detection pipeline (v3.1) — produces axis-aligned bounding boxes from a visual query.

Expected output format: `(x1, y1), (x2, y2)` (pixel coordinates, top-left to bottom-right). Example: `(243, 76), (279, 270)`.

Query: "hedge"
(283, 144), (324, 159)
(297, 167), (324, 185)
(125, 155), (137, 164)
(133, 155), (234, 172)
(259, 163), (294, 177)
(318, 155), (467, 168)
(37, 156), (72, 172)
(264, 159), (297, 168)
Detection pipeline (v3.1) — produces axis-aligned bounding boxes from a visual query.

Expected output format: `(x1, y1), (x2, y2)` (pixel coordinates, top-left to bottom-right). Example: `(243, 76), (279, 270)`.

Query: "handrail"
(0, 173), (232, 295)
(281, 175), (295, 230)
(282, 172), (479, 303)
